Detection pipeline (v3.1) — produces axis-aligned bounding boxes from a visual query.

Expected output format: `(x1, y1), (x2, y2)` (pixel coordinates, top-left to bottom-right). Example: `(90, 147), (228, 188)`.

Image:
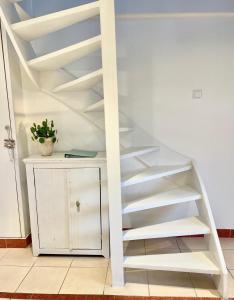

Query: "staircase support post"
(100, 0), (124, 287)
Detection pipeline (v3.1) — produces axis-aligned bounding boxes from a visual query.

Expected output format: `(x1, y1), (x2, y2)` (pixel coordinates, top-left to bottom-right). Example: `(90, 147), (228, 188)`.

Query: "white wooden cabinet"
(24, 153), (109, 258)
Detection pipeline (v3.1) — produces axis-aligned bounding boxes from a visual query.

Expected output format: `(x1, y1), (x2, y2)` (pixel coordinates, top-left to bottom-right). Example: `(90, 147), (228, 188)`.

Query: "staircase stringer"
(189, 161), (228, 299)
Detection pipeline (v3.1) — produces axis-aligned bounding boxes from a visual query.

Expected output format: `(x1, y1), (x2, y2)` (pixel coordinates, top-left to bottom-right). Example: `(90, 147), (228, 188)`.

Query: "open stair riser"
(122, 186), (202, 214)
(122, 164), (192, 187)
(12, 1), (100, 41)
(53, 69), (103, 93)
(123, 251), (220, 275)
(28, 35), (102, 71)
(122, 217), (210, 241)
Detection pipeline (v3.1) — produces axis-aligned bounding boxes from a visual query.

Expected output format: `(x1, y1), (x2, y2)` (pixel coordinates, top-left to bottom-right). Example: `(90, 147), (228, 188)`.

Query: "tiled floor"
(0, 237), (234, 297)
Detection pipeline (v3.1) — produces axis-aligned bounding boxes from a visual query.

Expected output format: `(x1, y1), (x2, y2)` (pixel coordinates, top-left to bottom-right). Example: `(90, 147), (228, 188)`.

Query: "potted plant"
(31, 119), (57, 156)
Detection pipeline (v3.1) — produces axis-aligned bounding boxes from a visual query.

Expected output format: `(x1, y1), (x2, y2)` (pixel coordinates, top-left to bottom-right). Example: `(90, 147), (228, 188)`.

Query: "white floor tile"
(148, 270), (196, 297)
(223, 250), (234, 269)
(0, 249), (8, 259)
(104, 267), (149, 296)
(34, 255), (72, 267)
(60, 267), (107, 295)
(177, 237), (207, 251)
(228, 272), (234, 297)
(0, 266), (30, 292)
(71, 256), (108, 268)
(17, 266), (68, 294)
(0, 248), (36, 267)
(220, 238), (234, 250)
(123, 240), (145, 249)
(190, 273), (219, 297)
(145, 237), (179, 251)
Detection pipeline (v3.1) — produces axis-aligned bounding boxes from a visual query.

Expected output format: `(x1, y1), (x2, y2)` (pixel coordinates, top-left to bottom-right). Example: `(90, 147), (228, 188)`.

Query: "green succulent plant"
(31, 119), (57, 144)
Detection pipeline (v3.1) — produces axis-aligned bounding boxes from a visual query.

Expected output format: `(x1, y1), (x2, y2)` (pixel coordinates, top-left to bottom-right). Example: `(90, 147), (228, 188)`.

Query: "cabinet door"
(34, 169), (69, 249)
(68, 168), (101, 250)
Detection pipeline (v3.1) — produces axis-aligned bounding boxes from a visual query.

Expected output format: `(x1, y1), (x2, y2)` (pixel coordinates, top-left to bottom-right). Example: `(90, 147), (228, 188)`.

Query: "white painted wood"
(190, 162), (228, 298)
(0, 29), (21, 237)
(84, 99), (104, 112)
(14, 3), (30, 21)
(122, 164), (192, 187)
(119, 127), (133, 133)
(123, 217), (210, 241)
(12, 1), (100, 41)
(53, 69), (103, 93)
(24, 153), (109, 258)
(1, 26), (30, 237)
(68, 168), (101, 250)
(123, 186), (201, 214)
(25, 164), (40, 256)
(120, 146), (160, 160)
(34, 168), (70, 249)
(7, 0), (22, 3)
(100, 0), (124, 287)
(28, 35), (101, 71)
(117, 12), (234, 20)
(24, 152), (106, 164)
(124, 251), (220, 274)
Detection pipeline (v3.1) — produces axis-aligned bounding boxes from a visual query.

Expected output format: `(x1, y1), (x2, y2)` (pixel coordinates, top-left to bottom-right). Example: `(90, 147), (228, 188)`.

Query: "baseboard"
(0, 292), (220, 300)
(0, 229), (233, 249)
(0, 234), (31, 248)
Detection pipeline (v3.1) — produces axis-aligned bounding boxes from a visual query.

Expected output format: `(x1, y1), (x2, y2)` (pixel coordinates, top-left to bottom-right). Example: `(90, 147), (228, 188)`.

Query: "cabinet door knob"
(76, 200), (80, 212)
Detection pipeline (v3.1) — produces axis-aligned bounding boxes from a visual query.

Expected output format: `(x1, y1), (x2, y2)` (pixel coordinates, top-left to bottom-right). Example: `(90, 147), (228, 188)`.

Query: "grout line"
(102, 266), (108, 295)
(14, 264), (34, 293)
(188, 272), (198, 298)
(144, 240), (151, 297)
(57, 265), (70, 294)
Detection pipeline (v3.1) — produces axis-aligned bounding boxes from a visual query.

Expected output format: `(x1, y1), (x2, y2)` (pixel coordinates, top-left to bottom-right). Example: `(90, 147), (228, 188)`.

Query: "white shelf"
(122, 164), (192, 187)
(53, 69), (103, 93)
(28, 35), (101, 71)
(84, 99), (104, 112)
(120, 146), (159, 160)
(123, 217), (210, 241)
(123, 186), (201, 214)
(12, 1), (100, 41)
(124, 251), (220, 274)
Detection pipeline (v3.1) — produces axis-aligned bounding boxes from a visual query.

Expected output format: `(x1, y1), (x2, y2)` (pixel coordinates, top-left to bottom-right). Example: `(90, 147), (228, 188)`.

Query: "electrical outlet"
(192, 89), (203, 99)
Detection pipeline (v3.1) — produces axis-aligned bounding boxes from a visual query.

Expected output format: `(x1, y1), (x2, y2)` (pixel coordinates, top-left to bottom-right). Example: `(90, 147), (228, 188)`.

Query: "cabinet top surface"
(24, 152), (106, 164)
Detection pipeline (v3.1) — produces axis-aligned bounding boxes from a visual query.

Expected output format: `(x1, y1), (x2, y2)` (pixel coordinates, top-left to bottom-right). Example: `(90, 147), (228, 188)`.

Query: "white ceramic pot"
(38, 137), (54, 156)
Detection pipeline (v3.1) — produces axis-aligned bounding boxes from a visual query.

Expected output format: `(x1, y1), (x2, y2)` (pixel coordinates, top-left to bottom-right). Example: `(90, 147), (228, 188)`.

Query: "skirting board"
(0, 292), (221, 300)
(0, 229), (233, 249)
(0, 234), (31, 248)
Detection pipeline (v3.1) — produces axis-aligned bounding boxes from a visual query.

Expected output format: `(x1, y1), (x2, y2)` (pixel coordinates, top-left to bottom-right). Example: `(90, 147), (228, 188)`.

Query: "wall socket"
(192, 89), (203, 99)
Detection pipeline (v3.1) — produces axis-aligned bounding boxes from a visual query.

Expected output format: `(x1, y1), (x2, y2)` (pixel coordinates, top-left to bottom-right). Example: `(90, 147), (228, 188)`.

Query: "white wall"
(20, 0), (234, 228)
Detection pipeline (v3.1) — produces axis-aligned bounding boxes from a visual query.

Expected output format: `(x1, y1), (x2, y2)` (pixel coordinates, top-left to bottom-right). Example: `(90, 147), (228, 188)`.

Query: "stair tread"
(123, 216), (210, 241)
(122, 164), (192, 187)
(123, 186), (201, 214)
(119, 127), (133, 133)
(53, 69), (103, 92)
(84, 99), (104, 112)
(28, 35), (101, 71)
(124, 251), (220, 274)
(12, 1), (100, 41)
(120, 146), (159, 160)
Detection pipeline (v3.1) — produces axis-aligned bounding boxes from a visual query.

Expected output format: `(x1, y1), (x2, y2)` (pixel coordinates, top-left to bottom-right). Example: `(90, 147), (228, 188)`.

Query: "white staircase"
(0, 0), (228, 298)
